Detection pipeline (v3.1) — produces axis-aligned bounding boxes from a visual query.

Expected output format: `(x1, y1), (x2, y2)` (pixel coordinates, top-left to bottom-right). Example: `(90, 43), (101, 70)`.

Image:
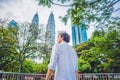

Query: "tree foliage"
(0, 20), (17, 71)
(74, 17), (120, 73)
(0, 19), (50, 73)
(0, 27), (17, 71)
(37, 0), (120, 27)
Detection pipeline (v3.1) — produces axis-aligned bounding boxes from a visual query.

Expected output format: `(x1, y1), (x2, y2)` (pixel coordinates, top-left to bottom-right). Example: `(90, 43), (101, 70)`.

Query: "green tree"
(89, 18), (120, 72)
(22, 60), (34, 73)
(0, 19), (50, 72)
(73, 42), (92, 57)
(0, 20), (18, 72)
(13, 22), (47, 73)
(22, 59), (48, 73)
(78, 56), (91, 73)
(74, 17), (120, 72)
(102, 30), (120, 72)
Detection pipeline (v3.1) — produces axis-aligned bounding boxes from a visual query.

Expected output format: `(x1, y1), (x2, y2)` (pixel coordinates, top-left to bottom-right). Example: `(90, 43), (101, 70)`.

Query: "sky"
(0, 0), (120, 44)
(0, 0), (73, 43)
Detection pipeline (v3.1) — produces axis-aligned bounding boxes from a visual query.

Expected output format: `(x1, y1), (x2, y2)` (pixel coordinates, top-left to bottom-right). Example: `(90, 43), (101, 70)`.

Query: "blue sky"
(0, 0), (120, 44)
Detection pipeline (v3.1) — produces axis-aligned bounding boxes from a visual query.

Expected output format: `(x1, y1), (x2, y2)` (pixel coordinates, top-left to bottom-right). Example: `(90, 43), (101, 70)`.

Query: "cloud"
(0, 0), (71, 27)
(0, 0), (23, 20)
(0, 0), (18, 8)
(0, 0), (70, 34)
(0, 0), (12, 4)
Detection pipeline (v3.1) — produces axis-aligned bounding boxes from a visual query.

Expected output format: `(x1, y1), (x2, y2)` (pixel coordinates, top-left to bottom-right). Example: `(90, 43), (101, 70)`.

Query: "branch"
(25, 49), (37, 58)
(110, 0), (120, 7)
(113, 7), (120, 12)
(94, 0), (120, 15)
(48, 0), (103, 7)
(89, 0), (102, 5)
(21, 37), (32, 55)
(102, 0), (120, 10)
(48, 0), (72, 7)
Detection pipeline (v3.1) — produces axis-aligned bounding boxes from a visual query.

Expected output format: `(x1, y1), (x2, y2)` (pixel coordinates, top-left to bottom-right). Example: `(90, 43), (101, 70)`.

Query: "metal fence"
(0, 72), (120, 80)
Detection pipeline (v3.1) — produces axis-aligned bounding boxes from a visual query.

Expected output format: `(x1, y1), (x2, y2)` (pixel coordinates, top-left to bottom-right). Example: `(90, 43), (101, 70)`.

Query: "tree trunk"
(18, 61), (22, 73)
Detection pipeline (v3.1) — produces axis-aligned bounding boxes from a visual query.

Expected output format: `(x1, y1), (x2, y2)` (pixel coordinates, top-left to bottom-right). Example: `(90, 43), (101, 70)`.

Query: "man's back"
(53, 42), (78, 80)
(46, 31), (78, 80)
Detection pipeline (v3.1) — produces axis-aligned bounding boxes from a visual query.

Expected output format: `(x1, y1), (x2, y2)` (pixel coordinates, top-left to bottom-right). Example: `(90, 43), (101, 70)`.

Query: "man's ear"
(61, 36), (64, 40)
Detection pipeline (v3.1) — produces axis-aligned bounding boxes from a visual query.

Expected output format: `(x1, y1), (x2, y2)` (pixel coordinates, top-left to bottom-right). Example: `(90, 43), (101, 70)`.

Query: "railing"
(78, 73), (120, 80)
(0, 72), (48, 80)
(0, 72), (120, 80)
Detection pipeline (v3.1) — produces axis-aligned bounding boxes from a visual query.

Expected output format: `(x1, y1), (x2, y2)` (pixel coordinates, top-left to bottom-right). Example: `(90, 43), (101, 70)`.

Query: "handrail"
(0, 72), (120, 80)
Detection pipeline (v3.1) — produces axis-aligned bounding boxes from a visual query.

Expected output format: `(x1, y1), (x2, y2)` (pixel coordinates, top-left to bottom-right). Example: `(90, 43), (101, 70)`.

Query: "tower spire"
(31, 11), (39, 27)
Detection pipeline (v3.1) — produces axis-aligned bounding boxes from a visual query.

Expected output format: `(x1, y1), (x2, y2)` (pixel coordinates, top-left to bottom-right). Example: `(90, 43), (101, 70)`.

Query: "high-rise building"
(8, 20), (18, 33)
(72, 21), (87, 46)
(46, 12), (55, 48)
(8, 20), (18, 27)
(31, 12), (39, 39)
(31, 12), (39, 27)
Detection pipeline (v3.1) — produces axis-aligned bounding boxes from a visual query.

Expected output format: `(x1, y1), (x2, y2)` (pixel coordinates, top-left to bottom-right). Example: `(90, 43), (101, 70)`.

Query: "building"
(45, 12), (55, 48)
(8, 20), (18, 27)
(8, 20), (18, 34)
(31, 12), (39, 27)
(72, 21), (88, 46)
(31, 12), (39, 39)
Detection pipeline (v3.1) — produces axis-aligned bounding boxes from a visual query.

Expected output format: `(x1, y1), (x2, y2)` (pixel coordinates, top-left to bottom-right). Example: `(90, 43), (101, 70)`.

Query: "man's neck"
(60, 41), (67, 44)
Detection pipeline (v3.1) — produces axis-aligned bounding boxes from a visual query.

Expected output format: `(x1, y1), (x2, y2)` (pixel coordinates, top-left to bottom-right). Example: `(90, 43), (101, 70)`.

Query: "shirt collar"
(60, 41), (68, 44)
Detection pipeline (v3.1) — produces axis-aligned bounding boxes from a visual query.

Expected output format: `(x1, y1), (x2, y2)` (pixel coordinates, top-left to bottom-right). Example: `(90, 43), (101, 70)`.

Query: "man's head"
(57, 31), (70, 43)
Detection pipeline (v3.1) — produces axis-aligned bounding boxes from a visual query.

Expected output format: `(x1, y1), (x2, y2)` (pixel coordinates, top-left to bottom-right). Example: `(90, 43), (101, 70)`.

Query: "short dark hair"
(58, 31), (70, 43)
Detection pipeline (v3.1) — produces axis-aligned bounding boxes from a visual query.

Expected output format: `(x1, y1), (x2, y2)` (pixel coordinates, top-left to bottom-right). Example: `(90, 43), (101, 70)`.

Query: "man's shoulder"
(53, 43), (60, 46)
(53, 42), (72, 48)
(52, 43), (61, 48)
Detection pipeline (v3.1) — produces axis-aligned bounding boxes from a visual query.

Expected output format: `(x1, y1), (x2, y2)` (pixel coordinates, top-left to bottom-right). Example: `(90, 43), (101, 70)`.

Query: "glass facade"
(31, 12), (39, 39)
(8, 20), (18, 27)
(46, 12), (55, 48)
(32, 12), (39, 27)
(72, 22), (87, 46)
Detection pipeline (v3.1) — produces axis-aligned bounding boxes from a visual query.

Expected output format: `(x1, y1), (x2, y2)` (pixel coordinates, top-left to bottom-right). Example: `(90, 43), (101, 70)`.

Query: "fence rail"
(0, 72), (120, 80)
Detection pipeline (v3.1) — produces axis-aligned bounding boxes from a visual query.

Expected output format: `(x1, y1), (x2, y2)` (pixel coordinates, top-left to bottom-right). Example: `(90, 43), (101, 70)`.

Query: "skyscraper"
(31, 12), (39, 39)
(31, 12), (39, 27)
(72, 21), (87, 46)
(8, 20), (18, 27)
(8, 20), (18, 33)
(46, 12), (55, 48)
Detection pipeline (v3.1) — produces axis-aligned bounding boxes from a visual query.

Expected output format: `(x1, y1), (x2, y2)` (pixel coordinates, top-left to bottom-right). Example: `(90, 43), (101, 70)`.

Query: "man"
(46, 31), (78, 80)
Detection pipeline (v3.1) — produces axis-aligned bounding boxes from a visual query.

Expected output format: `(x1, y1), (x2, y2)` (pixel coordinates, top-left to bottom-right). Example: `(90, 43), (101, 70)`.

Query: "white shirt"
(48, 41), (78, 80)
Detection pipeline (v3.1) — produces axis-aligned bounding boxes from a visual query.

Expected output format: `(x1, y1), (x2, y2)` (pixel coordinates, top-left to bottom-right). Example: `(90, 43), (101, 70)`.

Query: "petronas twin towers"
(9, 12), (87, 46)
(30, 12), (88, 46)
(31, 12), (55, 48)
